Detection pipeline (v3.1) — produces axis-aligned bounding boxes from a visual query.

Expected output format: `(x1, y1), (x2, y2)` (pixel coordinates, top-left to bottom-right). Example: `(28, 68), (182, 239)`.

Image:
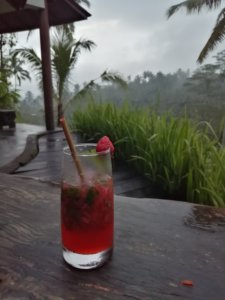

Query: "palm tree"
(51, 26), (95, 125)
(9, 56), (31, 89)
(167, 0), (225, 63)
(13, 26), (95, 125)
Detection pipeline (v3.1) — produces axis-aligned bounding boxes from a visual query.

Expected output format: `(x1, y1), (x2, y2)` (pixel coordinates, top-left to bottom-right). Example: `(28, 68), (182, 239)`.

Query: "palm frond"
(64, 80), (95, 111)
(0, 80), (8, 97)
(74, 80), (95, 98)
(167, 2), (188, 17)
(12, 48), (42, 71)
(51, 30), (95, 101)
(216, 7), (225, 23)
(64, 70), (127, 112)
(54, 23), (75, 39)
(198, 14), (225, 63)
(70, 39), (95, 66)
(100, 70), (127, 89)
(73, 39), (96, 54)
(167, 0), (222, 18)
(51, 37), (73, 98)
(26, 30), (34, 41)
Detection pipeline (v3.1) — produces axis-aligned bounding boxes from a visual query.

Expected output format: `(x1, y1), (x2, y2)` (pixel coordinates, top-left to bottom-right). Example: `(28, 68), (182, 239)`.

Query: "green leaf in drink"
(86, 187), (99, 206)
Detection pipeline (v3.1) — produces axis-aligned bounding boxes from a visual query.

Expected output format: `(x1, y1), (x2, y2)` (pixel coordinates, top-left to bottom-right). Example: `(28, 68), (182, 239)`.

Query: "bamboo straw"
(60, 117), (85, 183)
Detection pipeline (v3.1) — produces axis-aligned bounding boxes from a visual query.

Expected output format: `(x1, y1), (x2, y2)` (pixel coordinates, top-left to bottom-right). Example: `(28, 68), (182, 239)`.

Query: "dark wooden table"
(0, 174), (225, 300)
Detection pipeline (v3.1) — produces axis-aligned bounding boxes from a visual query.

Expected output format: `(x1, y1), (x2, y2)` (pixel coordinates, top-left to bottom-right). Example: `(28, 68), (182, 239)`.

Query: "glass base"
(63, 247), (113, 270)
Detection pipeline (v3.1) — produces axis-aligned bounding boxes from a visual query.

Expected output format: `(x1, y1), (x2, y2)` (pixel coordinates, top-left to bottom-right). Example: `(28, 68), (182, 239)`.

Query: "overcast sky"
(19, 0), (222, 95)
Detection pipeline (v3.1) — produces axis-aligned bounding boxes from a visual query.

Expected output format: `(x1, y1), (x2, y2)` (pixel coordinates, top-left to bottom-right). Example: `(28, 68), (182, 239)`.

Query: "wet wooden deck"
(11, 131), (156, 197)
(0, 123), (45, 167)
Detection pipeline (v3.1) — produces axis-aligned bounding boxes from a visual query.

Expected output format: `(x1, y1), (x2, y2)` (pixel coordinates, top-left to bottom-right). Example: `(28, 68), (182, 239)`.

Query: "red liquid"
(61, 177), (114, 254)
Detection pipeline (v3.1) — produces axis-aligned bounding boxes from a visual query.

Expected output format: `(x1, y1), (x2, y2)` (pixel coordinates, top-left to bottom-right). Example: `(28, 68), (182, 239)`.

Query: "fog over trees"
(19, 50), (225, 134)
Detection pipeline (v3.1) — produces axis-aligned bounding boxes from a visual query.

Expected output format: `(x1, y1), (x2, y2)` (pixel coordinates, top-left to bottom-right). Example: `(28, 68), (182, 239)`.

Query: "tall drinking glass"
(61, 143), (114, 269)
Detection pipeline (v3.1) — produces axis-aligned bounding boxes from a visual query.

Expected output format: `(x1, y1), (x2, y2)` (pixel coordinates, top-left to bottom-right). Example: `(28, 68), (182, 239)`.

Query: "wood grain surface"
(0, 173), (225, 300)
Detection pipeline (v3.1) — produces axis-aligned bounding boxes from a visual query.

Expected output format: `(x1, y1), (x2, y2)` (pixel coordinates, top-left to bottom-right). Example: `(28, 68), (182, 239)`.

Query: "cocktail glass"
(61, 143), (114, 269)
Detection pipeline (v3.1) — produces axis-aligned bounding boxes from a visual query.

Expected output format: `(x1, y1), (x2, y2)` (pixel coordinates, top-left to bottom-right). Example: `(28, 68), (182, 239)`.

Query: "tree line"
(88, 52), (225, 133)
(20, 49), (225, 136)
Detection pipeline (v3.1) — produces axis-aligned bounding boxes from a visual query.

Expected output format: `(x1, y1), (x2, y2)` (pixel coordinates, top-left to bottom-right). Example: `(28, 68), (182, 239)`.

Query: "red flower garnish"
(181, 280), (194, 287)
(96, 136), (114, 156)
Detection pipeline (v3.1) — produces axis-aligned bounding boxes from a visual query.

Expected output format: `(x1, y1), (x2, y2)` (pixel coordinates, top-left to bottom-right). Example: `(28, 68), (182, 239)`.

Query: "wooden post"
(39, 0), (54, 131)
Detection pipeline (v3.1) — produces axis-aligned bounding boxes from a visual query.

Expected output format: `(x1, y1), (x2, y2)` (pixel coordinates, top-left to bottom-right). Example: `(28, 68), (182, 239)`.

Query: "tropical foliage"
(14, 25), (127, 126)
(52, 26), (95, 124)
(0, 33), (30, 108)
(71, 100), (225, 207)
(167, 0), (225, 63)
(13, 26), (95, 125)
(0, 76), (20, 109)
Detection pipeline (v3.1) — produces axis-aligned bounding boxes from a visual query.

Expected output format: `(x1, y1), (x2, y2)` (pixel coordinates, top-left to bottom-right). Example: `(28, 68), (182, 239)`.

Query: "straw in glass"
(60, 117), (85, 183)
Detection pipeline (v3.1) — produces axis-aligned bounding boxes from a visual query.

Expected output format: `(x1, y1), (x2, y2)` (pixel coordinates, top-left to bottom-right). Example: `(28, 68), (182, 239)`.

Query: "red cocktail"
(61, 176), (114, 254)
(61, 143), (114, 269)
